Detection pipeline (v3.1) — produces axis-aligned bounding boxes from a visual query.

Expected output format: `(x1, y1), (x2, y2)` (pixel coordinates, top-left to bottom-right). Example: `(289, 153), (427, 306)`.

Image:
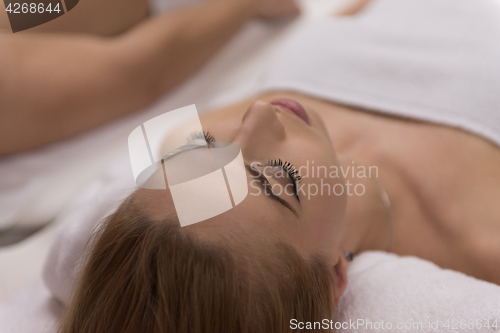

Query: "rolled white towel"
(338, 252), (500, 332)
(42, 157), (135, 305)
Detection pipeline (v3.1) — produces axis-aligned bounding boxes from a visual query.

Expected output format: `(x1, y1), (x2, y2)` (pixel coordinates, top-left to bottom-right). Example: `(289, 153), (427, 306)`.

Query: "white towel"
(259, 0), (500, 147)
(41, 156), (135, 305)
(338, 252), (500, 332)
(0, 280), (61, 333)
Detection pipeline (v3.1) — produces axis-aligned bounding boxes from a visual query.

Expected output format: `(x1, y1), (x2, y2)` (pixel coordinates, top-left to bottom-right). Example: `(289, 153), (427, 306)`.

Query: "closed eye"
(245, 164), (299, 218)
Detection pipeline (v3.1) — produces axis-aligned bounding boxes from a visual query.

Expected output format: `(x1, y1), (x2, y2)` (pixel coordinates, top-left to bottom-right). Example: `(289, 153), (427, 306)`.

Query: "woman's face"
(195, 98), (348, 261)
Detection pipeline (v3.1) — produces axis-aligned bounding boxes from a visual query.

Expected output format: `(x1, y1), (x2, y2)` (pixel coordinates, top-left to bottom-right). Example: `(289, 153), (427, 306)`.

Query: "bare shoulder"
(382, 122), (500, 284)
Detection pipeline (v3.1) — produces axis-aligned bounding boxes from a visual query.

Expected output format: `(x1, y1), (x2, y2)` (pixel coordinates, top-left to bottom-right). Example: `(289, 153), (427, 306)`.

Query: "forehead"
(134, 178), (320, 257)
(139, 139), (249, 227)
(134, 170), (292, 232)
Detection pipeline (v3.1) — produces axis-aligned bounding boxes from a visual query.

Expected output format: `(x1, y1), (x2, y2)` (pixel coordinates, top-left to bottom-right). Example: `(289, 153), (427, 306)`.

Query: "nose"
(234, 100), (286, 160)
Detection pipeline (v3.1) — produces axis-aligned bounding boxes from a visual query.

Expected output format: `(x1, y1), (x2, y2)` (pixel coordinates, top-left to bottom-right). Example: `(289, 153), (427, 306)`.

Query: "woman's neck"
(337, 155), (394, 255)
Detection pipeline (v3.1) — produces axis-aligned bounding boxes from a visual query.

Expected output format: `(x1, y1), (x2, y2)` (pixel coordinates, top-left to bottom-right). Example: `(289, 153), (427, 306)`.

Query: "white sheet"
(0, 280), (61, 333)
(258, 0), (500, 147)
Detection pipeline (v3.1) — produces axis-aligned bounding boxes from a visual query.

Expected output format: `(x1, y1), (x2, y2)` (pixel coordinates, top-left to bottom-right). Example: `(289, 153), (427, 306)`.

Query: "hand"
(251, 0), (301, 20)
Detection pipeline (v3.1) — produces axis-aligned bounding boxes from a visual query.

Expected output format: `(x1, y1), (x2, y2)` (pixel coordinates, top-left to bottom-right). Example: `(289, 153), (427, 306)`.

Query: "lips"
(270, 98), (310, 126)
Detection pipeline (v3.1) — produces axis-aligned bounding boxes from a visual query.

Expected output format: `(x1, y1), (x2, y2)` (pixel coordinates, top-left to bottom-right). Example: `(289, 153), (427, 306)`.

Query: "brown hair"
(58, 191), (337, 333)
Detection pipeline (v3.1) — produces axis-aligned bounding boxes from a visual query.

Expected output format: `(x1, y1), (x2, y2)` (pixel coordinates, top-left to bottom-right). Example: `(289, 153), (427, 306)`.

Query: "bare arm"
(0, 0), (298, 155)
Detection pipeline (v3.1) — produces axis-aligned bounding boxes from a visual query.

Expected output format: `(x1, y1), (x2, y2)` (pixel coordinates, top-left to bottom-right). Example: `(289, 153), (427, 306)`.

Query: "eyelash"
(186, 131), (215, 143)
(204, 131), (215, 143)
(267, 158), (303, 186)
(189, 133), (302, 197)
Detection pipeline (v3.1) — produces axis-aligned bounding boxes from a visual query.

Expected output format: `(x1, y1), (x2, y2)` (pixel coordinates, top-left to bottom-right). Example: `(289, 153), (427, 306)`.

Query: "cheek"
(299, 214), (343, 255)
(300, 163), (347, 248)
(321, 174), (347, 231)
(312, 194), (346, 246)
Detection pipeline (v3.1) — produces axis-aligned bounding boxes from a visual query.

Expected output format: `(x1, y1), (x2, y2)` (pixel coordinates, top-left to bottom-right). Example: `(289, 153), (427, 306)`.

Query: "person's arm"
(0, 0), (299, 155)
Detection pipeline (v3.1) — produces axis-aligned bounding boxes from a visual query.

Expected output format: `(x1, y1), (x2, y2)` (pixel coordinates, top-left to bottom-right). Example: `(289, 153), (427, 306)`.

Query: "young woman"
(58, 0), (500, 331)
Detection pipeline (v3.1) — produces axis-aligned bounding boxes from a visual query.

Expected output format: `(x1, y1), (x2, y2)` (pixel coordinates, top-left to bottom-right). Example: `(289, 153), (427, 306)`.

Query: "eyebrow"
(245, 164), (299, 218)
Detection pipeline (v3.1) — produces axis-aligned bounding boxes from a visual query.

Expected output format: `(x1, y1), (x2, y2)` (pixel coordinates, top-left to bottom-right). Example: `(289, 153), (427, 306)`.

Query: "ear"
(333, 251), (349, 306)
